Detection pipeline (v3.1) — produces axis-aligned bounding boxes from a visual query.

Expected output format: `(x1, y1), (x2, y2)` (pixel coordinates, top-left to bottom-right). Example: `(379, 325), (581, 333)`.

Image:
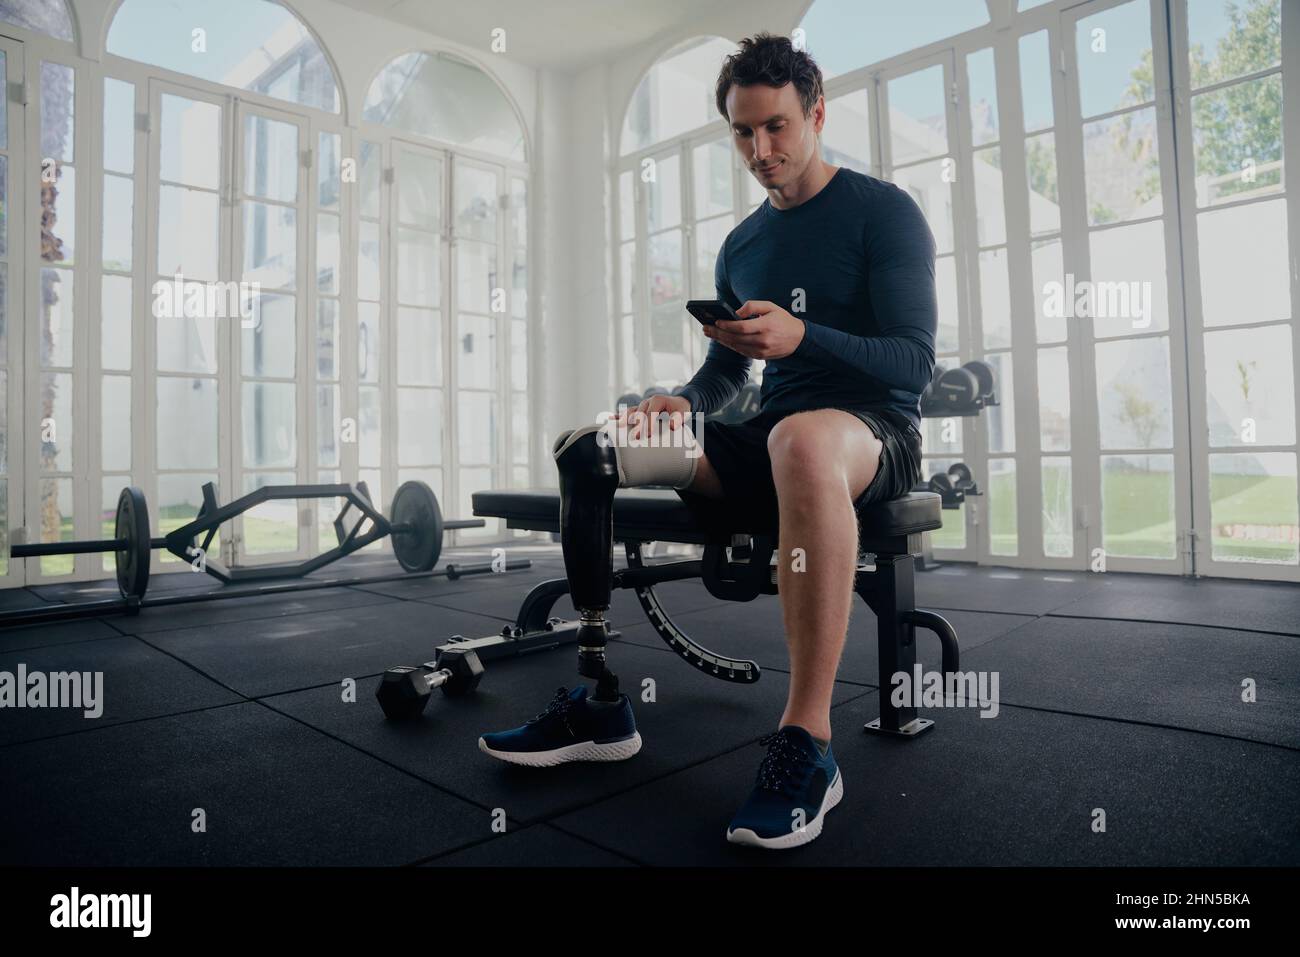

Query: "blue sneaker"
(726, 726), (843, 849)
(478, 686), (642, 767)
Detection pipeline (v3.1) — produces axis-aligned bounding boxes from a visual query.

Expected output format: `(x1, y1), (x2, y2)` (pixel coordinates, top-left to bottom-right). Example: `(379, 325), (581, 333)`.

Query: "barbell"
(9, 480), (478, 601)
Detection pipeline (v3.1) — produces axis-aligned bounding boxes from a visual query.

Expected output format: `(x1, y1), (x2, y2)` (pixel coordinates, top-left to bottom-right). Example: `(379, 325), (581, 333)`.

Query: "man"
(480, 33), (936, 850)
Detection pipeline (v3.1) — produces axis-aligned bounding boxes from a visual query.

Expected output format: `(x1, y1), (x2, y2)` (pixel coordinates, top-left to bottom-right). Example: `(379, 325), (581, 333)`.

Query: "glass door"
(0, 36), (22, 588)
(230, 99), (309, 566)
(877, 50), (977, 560)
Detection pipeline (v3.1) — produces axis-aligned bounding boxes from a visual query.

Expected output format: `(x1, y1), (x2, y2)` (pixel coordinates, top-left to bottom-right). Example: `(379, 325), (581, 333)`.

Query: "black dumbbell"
(376, 646), (485, 720)
(933, 367), (980, 407)
(948, 462), (975, 490)
(963, 361), (996, 401)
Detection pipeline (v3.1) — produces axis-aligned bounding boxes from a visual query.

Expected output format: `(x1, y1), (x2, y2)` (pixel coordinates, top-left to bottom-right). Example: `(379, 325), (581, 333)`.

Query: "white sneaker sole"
(726, 769), (844, 849)
(478, 732), (643, 767)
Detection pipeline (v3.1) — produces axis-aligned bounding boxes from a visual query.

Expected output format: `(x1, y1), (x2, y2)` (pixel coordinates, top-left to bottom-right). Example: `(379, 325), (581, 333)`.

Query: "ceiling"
(333, 0), (738, 72)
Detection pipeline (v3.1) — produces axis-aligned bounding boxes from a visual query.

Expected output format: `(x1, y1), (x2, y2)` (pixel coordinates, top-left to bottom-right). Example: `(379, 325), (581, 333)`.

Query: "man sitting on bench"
(479, 33), (936, 850)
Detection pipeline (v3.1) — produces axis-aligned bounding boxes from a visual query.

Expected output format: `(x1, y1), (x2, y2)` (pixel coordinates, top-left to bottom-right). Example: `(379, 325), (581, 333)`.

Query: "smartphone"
(685, 299), (741, 326)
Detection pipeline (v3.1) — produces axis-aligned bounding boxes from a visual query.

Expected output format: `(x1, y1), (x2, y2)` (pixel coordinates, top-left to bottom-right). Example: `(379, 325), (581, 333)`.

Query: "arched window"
(799, 1), (990, 78)
(106, 0), (339, 113)
(0, 0), (74, 41)
(363, 52), (525, 161)
(620, 36), (734, 155)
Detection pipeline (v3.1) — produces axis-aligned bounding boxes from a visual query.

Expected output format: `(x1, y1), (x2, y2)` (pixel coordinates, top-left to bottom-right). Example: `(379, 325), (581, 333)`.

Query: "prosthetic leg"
(552, 419), (699, 702)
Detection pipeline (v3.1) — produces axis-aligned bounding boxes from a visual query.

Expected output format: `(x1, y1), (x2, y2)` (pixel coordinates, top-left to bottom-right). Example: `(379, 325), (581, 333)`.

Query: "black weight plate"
(936, 367), (979, 406)
(963, 360), (996, 398)
(948, 462), (973, 487)
(114, 486), (152, 600)
(390, 481), (444, 573)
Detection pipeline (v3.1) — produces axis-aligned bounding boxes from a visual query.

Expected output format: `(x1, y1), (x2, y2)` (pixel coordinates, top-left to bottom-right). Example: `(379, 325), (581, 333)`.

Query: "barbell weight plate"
(114, 486), (152, 600)
(389, 480), (444, 573)
(963, 360), (996, 399)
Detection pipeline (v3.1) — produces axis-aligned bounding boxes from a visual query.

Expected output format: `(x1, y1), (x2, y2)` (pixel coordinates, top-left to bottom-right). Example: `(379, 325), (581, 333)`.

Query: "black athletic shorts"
(675, 407), (924, 538)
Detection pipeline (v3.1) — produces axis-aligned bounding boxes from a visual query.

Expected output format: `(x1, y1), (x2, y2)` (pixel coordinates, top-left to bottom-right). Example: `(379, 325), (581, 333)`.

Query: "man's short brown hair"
(715, 33), (825, 121)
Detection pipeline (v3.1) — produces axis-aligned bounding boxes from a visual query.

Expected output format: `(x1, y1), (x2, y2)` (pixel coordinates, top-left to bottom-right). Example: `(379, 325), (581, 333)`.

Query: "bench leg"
(858, 553), (935, 738)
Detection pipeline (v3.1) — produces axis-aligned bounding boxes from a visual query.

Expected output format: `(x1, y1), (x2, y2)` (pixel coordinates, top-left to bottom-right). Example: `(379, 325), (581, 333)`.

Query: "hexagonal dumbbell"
(376, 646), (485, 720)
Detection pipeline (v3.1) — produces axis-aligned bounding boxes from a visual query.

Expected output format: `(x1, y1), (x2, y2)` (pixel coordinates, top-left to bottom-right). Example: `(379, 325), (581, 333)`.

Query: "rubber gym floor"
(2, 547), (1298, 867)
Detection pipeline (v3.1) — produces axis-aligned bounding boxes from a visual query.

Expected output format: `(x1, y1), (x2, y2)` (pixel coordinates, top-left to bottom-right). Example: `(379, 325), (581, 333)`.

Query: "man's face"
(725, 81), (823, 190)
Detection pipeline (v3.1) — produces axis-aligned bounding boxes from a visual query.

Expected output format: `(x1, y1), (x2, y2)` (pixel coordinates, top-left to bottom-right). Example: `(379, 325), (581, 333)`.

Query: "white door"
(0, 35), (23, 587)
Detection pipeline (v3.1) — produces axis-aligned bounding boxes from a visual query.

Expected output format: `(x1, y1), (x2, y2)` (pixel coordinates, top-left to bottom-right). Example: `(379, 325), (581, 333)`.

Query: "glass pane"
(511, 255), (526, 319)
(242, 381), (295, 468)
(102, 172), (133, 271)
(242, 293), (295, 378)
(104, 78), (134, 175)
(40, 61), (74, 163)
(397, 307), (441, 386)
(823, 89), (871, 173)
(0, 371), (6, 474)
(1038, 347), (1071, 451)
(511, 392), (529, 462)
(887, 65), (948, 164)
(1084, 107), (1162, 225)
(1096, 337), (1173, 450)
(646, 153), (681, 233)
(973, 147), (1005, 246)
(620, 37), (736, 152)
(102, 274), (132, 371)
(1089, 220), (1169, 338)
(398, 388), (442, 465)
(41, 372), (73, 470)
(922, 415), (962, 457)
(48, 164), (75, 265)
(1198, 199), (1290, 326)
(511, 318), (527, 389)
(694, 216), (732, 299)
(397, 147), (442, 228)
(988, 459), (1017, 556)
(315, 299), (337, 380)
(102, 375), (131, 472)
(109, 0), (339, 112)
(1102, 453), (1176, 559)
(363, 50), (524, 159)
(457, 240), (496, 315)
(0, 50), (4, 149)
(455, 164), (498, 243)
(649, 229), (684, 364)
(1204, 324), (1296, 447)
(935, 255), (959, 354)
(318, 131), (340, 209)
(0, 479), (5, 575)
(243, 113), (297, 202)
(157, 377), (218, 469)
(397, 227), (439, 306)
(243, 201), (297, 290)
(619, 169), (634, 242)
(39, 478), (73, 576)
(457, 392), (497, 465)
(358, 220), (380, 301)
(980, 248), (1011, 349)
(1042, 457), (1074, 558)
(358, 302), (380, 383)
(1208, 452), (1297, 564)
(0, 155), (7, 256)
(967, 48), (998, 147)
(891, 160), (952, 253)
(1188, 0), (1281, 89)
(1019, 31), (1053, 133)
(155, 305), (217, 374)
(1191, 75), (1283, 207)
(985, 353), (1014, 453)
(1025, 132), (1059, 236)
(1031, 238), (1066, 343)
(160, 95), (220, 189)
(40, 268), (74, 368)
(359, 386), (381, 467)
(0, 265), (5, 366)
(620, 241), (636, 314)
(1076, 0), (1154, 117)
(158, 185), (219, 280)
(359, 141), (381, 219)
(693, 139), (734, 218)
(316, 212), (338, 294)
(157, 473), (220, 564)
(240, 471), (298, 555)
(457, 314), (497, 389)
(317, 385), (338, 468)
(510, 176), (526, 248)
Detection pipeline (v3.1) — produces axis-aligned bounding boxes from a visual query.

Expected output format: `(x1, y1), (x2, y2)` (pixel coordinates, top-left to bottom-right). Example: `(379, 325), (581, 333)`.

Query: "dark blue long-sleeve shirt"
(674, 167), (937, 432)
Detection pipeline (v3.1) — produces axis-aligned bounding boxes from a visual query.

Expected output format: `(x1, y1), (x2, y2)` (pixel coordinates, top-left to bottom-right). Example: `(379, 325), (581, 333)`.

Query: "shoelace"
(755, 729), (816, 797)
(527, 687), (578, 736)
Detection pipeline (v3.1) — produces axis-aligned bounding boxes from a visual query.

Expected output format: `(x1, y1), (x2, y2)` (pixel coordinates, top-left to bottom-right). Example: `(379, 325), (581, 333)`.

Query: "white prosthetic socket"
(553, 419), (701, 489)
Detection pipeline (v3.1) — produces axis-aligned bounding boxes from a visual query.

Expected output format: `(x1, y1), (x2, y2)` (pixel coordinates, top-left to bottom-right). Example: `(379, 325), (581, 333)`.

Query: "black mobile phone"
(685, 299), (741, 326)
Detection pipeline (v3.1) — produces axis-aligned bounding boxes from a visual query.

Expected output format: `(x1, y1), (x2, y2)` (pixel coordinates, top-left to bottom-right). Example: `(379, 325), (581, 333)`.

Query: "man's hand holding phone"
(690, 299), (806, 360)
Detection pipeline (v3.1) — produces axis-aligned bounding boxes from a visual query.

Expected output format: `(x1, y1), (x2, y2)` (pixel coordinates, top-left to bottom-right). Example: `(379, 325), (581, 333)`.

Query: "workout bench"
(425, 487), (959, 737)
